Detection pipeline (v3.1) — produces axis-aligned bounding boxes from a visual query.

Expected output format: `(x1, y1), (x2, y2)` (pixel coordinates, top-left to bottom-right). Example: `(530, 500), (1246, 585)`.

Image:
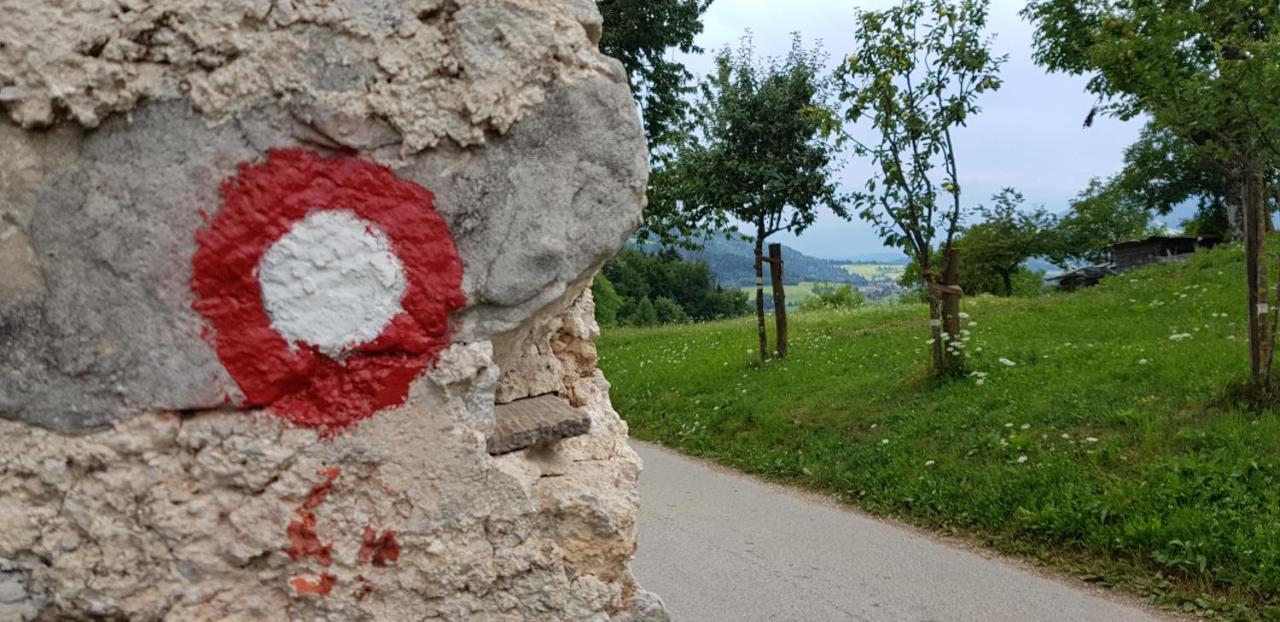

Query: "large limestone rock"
(0, 1), (666, 619)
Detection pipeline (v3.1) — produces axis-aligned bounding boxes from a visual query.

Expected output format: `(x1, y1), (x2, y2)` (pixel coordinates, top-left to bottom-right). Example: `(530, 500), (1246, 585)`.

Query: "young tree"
(670, 36), (845, 360)
(1023, 0), (1280, 385)
(959, 189), (1055, 296)
(835, 0), (1006, 375)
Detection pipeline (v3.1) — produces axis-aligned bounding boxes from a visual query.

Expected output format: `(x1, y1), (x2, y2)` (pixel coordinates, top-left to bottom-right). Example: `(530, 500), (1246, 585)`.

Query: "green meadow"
(840, 262), (908, 281)
(601, 244), (1280, 620)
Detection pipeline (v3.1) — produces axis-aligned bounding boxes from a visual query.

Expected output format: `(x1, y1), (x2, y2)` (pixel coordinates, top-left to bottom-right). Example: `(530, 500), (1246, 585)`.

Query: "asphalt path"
(630, 441), (1175, 622)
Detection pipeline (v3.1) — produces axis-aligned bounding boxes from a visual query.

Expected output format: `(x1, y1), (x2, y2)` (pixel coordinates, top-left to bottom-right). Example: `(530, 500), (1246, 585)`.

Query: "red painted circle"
(191, 148), (466, 433)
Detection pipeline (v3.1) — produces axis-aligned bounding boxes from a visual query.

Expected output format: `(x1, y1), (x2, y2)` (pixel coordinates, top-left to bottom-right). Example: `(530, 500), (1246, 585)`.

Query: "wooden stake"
(754, 238), (768, 362)
(769, 243), (788, 359)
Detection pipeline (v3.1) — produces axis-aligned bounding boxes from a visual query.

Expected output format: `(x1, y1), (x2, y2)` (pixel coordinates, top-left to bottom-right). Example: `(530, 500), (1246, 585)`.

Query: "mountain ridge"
(634, 235), (867, 288)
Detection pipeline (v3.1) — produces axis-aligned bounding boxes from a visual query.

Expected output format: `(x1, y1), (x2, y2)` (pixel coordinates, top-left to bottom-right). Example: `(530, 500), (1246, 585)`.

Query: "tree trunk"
(926, 288), (945, 371)
(1243, 164), (1274, 385)
(754, 236), (768, 362)
(923, 260), (945, 372)
(1001, 270), (1013, 297)
(769, 243), (788, 359)
(1227, 187), (1246, 241)
(939, 248), (964, 376)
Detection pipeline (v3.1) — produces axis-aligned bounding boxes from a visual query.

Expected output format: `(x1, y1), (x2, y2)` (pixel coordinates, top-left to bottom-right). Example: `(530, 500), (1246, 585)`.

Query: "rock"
(0, 43), (644, 435)
(488, 394), (592, 455)
(0, 0), (665, 619)
(617, 590), (675, 622)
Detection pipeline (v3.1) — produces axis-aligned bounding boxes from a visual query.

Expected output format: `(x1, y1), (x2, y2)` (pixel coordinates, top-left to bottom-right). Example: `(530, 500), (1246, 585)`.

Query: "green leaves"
(598, 0), (713, 147)
(1023, 0), (1280, 168)
(834, 0), (1005, 267)
(669, 35), (847, 240)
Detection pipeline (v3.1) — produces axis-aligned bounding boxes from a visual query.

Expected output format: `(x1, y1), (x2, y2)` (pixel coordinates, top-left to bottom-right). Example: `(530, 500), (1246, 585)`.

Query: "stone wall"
(0, 1), (664, 619)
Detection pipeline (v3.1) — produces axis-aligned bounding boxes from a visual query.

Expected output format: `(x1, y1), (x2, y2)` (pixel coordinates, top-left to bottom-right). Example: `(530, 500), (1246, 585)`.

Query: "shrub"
(799, 283), (865, 311)
(653, 296), (688, 324)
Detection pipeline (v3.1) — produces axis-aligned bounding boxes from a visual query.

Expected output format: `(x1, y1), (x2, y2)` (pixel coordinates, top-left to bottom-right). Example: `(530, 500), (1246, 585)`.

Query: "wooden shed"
(1109, 235), (1222, 271)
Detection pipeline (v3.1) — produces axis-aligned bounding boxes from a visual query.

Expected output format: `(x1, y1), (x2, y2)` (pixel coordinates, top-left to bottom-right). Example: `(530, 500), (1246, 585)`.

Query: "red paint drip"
(283, 468), (341, 566)
(356, 526), (400, 567)
(191, 149), (466, 433)
(353, 575), (374, 602)
(303, 467), (341, 509)
(290, 573), (337, 596)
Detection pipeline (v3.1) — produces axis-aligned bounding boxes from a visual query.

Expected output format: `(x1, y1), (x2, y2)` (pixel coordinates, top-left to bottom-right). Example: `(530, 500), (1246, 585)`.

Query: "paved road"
(630, 441), (1173, 622)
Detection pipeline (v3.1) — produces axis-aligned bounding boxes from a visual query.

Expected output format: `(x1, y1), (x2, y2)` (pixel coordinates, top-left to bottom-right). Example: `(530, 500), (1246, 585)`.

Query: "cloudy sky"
(672, 0), (1164, 260)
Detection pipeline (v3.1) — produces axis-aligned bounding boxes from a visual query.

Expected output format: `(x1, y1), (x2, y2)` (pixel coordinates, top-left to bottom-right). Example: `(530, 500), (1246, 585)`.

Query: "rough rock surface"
(0, 0), (660, 619)
(0, 294), (660, 620)
(1, 15), (645, 432)
(0, 0), (617, 151)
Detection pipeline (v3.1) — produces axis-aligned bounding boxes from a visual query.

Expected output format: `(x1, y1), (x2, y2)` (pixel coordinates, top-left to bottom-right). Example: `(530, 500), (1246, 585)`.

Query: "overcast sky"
(673, 0), (1164, 260)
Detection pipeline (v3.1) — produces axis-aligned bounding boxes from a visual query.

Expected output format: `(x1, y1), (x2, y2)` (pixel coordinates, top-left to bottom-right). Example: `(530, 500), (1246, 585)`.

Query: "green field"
(841, 262), (908, 281)
(601, 244), (1280, 620)
(736, 281), (834, 308)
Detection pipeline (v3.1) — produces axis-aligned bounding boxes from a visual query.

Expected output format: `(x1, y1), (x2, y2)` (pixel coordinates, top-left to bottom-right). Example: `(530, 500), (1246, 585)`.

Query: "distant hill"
(635, 235), (866, 288)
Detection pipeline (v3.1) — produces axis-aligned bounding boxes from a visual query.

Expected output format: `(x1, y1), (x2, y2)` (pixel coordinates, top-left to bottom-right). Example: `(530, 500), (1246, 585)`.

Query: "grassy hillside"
(599, 244), (1280, 620)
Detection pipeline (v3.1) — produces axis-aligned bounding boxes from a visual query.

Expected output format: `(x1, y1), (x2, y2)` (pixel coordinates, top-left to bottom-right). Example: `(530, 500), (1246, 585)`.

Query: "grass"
(600, 244), (1280, 621)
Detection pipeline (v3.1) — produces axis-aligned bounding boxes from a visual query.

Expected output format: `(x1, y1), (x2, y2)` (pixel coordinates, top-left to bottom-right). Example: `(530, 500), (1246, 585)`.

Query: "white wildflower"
(924, 460), (936, 467)
(998, 358), (1017, 367)
(1016, 455), (1028, 464)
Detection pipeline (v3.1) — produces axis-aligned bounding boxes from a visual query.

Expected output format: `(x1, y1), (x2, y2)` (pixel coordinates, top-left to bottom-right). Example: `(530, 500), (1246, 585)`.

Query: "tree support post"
(768, 243), (788, 359)
(754, 239), (768, 361)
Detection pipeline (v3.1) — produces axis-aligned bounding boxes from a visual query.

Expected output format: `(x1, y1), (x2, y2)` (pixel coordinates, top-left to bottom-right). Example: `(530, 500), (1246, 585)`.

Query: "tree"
(592, 273), (625, 328)
(1110, 122), (1280, 239)
(601, 248), (749, 324)
(598, 0), (714, 147)
(670, 36), (845, 360)
(958, 189), (1055, 296)
(628, 296), (659, 327)
(835, 0), (1006, 376)
(598, 0), (719, 248)
(1047, 178), (1157, 267)
(653, 296), (689, 324)
(1112, 123), (1235, 237)
(1023, 0), (1280, 385)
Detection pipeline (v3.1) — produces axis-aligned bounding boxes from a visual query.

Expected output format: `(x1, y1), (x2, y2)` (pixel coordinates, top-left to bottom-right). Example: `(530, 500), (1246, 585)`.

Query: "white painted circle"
(257, 210), (408, 356)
